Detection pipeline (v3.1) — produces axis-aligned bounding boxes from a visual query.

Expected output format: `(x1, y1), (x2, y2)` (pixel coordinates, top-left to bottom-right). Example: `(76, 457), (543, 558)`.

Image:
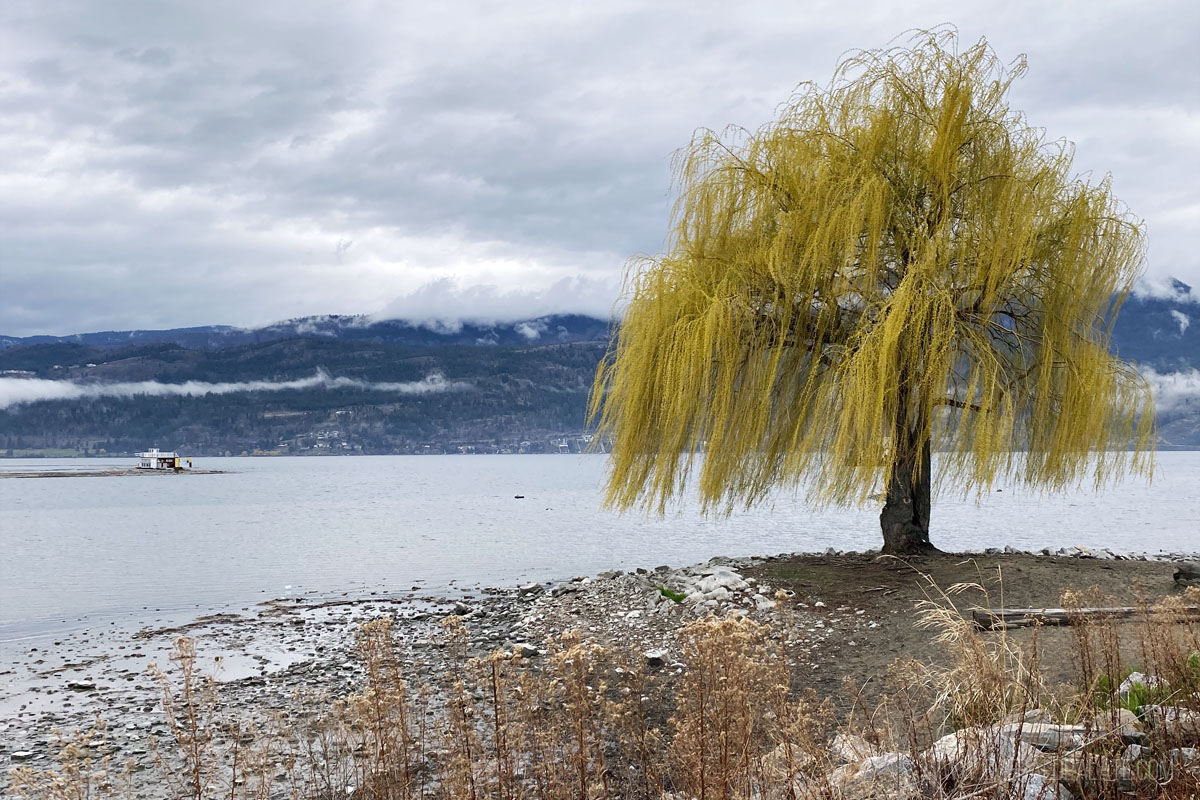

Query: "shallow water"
(1, 453), (1197, 639)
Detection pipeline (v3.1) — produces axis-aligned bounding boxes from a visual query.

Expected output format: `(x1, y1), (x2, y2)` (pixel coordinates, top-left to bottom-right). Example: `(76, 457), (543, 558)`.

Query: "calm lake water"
(1, 454), (1197, 639)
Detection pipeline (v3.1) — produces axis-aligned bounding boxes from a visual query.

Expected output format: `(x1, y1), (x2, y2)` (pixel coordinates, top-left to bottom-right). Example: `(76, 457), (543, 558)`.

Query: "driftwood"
(973, 606), (1200, 630)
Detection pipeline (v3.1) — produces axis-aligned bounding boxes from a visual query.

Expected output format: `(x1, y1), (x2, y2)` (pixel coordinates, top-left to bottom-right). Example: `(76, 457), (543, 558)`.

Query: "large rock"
(1174, 562), (1200, 587)
(1020, 774), (1076, 800)
(1141, 705), (1200, 742)
(830, 732), (879, 764)
(693, 567), (749, 595)
(1119, 671), (1166, 699)
(925, 726), (1048, 783)
(643, 648), (668, 668)
(1089, 708), (1145, 744)
(995, 722), (1089, 753)
(760, 741), (816, 781)
(826, 753), (928, 800)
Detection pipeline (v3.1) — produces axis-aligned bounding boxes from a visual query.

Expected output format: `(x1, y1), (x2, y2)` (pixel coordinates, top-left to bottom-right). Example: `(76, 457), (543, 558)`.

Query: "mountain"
(1, 288), (1197, 455)
(1110, 279), (1199, 371)
(0, 336), (610, 456)
(2, 286), (1195, 369)
(0, 314), (612, 353)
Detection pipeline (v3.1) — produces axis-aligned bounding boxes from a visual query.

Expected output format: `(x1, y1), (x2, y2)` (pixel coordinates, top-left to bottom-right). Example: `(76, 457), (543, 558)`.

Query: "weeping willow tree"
(589, 31), (1155, 555)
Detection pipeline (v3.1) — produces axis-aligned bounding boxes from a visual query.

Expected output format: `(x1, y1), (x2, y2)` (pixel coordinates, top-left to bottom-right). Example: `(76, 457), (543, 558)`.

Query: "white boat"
(136, 448), (180, 470)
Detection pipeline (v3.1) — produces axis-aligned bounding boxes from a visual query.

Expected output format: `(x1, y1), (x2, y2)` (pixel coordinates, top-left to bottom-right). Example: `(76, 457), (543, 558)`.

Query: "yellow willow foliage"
(589, 30), (1155, 515)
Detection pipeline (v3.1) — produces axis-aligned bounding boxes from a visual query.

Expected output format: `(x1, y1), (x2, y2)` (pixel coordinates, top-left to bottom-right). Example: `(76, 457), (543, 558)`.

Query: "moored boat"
(136, 448), (181, 470)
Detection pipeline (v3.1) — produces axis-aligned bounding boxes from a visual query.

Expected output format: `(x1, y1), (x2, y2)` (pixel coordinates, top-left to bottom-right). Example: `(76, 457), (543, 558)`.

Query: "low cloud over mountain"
(0, 370), (464, 410)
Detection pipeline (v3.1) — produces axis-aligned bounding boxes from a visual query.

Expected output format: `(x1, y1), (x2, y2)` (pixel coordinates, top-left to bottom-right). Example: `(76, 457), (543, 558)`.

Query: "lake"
(1, 453), (1197, 639)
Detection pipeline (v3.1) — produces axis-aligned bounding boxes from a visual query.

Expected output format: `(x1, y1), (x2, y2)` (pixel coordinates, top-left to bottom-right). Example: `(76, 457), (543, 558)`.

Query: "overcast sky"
(1, 1), (1197, 336)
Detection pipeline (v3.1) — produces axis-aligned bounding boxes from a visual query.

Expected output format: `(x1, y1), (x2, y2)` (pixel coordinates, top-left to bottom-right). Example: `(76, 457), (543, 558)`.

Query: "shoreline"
(0, 468), (229, 479)
(2, 547), (1195, 794)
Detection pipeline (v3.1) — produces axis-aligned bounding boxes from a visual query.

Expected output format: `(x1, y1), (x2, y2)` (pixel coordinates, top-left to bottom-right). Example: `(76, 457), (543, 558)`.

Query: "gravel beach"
(1, 548), (1190, 796)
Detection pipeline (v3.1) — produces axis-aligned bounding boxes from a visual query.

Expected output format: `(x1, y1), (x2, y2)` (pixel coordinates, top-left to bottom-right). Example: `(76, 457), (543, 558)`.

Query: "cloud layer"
(1142, 368), (1200, 416)
(1, 2), (1196, 335)
(0, 370), (466, 410)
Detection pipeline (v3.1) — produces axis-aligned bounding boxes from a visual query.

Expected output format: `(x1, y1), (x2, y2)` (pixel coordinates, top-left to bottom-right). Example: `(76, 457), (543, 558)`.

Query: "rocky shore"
(0, 468), (228, 479)
(2, 547), (1196, 797)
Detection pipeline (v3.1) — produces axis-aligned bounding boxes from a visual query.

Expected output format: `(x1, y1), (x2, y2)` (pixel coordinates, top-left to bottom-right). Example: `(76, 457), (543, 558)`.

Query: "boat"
(136, 448), (181, 470)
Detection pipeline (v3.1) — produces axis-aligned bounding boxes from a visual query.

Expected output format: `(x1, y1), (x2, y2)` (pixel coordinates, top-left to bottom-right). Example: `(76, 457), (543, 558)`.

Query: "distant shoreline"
(0, 468), (229, 478)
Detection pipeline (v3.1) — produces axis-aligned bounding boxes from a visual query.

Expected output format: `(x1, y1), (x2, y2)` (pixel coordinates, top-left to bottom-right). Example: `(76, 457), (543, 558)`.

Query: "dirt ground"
(743, 552), (1184, 704)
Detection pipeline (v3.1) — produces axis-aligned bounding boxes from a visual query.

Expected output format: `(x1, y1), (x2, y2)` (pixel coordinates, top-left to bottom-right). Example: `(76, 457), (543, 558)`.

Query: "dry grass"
(13, 582), (1200, 800)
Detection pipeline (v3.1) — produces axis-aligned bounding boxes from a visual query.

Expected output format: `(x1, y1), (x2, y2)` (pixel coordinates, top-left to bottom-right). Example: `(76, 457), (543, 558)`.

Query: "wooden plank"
(972, 606), (1200, 630)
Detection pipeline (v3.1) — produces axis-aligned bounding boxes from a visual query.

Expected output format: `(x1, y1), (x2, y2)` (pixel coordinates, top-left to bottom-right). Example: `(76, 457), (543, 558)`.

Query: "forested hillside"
(1, 288), (1197, 457)
(0, 337), (608, 456)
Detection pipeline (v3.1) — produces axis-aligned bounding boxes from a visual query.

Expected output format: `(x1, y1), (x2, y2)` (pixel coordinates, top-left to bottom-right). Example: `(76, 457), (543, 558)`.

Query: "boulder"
(1119, 671), (1166, 699)
(643, 649), (668, 668)
(760, 741), (815, 781)
(1140, 705), (1200, 742)
(1090, 708), (1145, 744)
(1121, 743), (1149, 762)
(826, 753), (928, 800)
(1019, 773), (1076, 800)
(830, 732), (879, 764)
(995, 721), (1088, 752)
(693, 568), (748, 595)
(925, 725), (1048, 782)
(1000, 709), (1053, 726)
(1174, 562), (1200, 587)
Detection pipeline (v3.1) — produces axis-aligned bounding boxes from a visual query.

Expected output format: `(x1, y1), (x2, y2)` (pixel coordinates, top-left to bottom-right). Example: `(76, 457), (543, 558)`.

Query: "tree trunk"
(880, 432), (939, 556)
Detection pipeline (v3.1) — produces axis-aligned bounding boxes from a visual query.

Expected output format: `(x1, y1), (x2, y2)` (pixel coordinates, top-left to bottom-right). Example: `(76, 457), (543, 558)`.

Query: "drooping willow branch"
(590, 29), (1155, 516)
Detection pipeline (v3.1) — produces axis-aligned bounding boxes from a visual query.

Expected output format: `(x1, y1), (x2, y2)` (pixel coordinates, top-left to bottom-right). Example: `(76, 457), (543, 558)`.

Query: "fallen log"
(973, 606), (1200, 630)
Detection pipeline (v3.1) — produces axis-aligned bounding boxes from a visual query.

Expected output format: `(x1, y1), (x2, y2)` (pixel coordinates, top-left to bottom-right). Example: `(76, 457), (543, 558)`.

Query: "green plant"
(657, 585), (686, 603)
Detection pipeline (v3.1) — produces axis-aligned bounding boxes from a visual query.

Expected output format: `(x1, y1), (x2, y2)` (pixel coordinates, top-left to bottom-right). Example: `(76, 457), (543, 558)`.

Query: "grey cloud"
(1141, 368), (1200, 415)
(373, 275), (624, 327)
(115, 46), (175, 68)
(0, 1), (1196, 336)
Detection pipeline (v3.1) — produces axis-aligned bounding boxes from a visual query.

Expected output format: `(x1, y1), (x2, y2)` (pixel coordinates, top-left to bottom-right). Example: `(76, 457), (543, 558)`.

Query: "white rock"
(1141, 704), (1200, 739)
(760, 741), (815, 781)
(1122, 743), (1149, 762)
(1166, 747), (1200, 765)
(1019, 773), (1075, 800)
(926, 726), (1045, 780)
(1119, 671), (1166, 698)
(512, 643), (539, 658)
(831, 732), (877, 764)
(995, 721), (1088, 752)
(827, 752), (926, 800)
(644, 649), (668, 667)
